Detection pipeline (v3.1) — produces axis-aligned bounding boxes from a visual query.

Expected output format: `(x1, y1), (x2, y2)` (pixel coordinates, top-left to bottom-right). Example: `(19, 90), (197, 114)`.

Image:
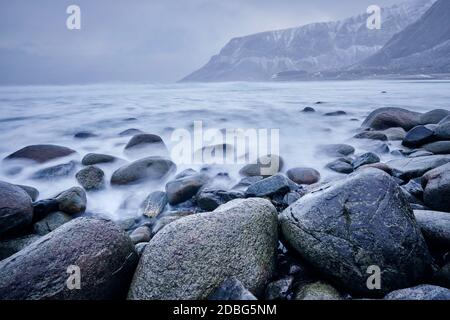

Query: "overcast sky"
(0, 0), (403, 85)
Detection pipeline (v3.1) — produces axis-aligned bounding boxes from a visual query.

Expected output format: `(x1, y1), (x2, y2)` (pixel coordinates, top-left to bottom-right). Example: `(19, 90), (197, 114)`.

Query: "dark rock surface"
(4, 144), (76, 164)
(76, 166), (105, 191)
(384, 285), (450, 300)
(82, 153), (117, 166)
(111, 157), (176, 185)
(165, 173), (210, 205)
(361, 107), (421, 131)
(208, 277), (257, 300)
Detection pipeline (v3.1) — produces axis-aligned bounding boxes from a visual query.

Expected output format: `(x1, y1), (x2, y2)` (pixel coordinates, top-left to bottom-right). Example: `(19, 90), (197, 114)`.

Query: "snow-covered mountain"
(181, 0), (435, 82)
(354, 0), (450, 74)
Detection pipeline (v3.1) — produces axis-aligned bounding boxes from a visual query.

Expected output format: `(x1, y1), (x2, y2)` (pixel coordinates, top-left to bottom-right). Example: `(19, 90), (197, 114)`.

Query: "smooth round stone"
(4, 144), (76, 164)
(287, 167), (320, 185)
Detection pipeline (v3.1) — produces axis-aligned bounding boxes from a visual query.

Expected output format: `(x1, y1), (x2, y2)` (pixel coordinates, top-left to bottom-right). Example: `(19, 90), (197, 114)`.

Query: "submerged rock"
(318, 144), (355, 157)
(31, 161), (77, 180)
(0, 181), (33, 239)
(361, 107), (421, 131)
(280, 169), (432, 297)
(124, 134), (168, 157)
(286, 167), (320, 185)
(165, 173), (210, 205)
(128, 198), (278, 300)
(141, 191), (168, 218)
(76, 166), (105, 191)
(354, 131), (388, 141)
(82, 153), (117, 166)
(239, 154), (284, 177)
(4, 144), (76, 164)
(0, 217), (138, 300)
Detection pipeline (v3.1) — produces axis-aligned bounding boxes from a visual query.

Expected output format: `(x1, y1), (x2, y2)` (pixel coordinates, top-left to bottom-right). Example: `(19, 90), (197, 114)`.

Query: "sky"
(0, 0), (403, 85)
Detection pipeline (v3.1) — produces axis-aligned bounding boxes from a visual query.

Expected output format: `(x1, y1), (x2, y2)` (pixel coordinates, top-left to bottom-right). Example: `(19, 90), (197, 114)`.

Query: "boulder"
(33, 211), (72, 236)
(361, 107), (421, 131)
(381, 127), (406, 141)
(56, 187), (87, 215)
(82, 153), (117, 166)
(414, 210), (450, 247)
(294, 281), (342, 300)
(420, 109), (450, 125)
(0, 217), (138, 299)
(280, 169), (432, 296)
(32, 198), (59, 221)
(16, 184), (39, 201)
(318, 144), (355, 157)
(140, 191), (168, 218)
(208, 277), (257, 300)
(0, 234), (40, 260)
(352, 152), (380, 169)
(4, 144), (76, 164)
(76, 166), (105, 191)
(424, 141), (450, 154)
(286, 168), (321, 185)
(0, 181), (33, 239)
(129, 226), (151, 244)
(422, 163), (450, 212)
(128, 198), (278, 300)
(111, 157), (176, 186)
(357, 162), (392, 175)
(239, 154), (284, 177)
(435, 122), (450, 140)
(165, 173), (210, 205)
(124, 134), (168, 157)
(402, 125), (436, 148)
(31, 161), (77, 180)
(387, 155), (450, 180)
(245, 174), (291, 198)
(196, 188), (244, 211)
(384, 285), (450, 300)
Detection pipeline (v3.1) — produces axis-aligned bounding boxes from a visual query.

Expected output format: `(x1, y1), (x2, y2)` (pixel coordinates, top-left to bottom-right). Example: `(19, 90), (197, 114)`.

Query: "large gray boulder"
(384, 285), (450, 300)
(414, 210), (450, 247)
(280, 169), (432, 297)
(361, 107), (421, 131)
(128, 198), (278, 300)
(4, 144), (76, 164)
(420, 109), (450, 125)
(0, 217), (138, 300)
(387, 155), (450, 180)
(0, 181), (33, 239)
(111, 157), (176, 185)
(422, 163), (450, 212)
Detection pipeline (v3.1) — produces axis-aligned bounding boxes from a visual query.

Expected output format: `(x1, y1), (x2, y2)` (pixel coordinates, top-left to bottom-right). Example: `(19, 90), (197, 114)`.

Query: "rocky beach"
(1, 82), (450, 300)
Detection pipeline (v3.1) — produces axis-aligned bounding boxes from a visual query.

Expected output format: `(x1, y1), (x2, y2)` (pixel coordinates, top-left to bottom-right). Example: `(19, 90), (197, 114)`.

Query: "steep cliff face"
(181, 0), (435, 82)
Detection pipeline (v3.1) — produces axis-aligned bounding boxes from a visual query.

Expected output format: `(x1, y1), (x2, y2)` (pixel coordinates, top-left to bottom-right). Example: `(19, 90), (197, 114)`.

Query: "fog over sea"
(1, 80), (449, 220)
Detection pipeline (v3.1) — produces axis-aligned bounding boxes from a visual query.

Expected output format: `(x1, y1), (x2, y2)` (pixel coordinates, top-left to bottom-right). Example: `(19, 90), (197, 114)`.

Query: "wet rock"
(135, 242), (148, 257)
(402, 125), (436, 148)
(302, 107), (315, 113)
(384, 285), (450, 300)
(56, 187), (87, 215)
(361, 107), (421, 131)
(76, 166), (105, 191)
(354, 131), (387, 141)
(324, 110), (346, 116)
(31, 161), (77, 180)
(33, 211), (72, 236)
(387, 155), (450, 180)
(265, 277), (294, 300)
(82, 153), (117, 166)
(435, 122), (450, 140)
(118, 128), (144, 136)
(111, 157), (176, 186)
(151, 211), (194, 235)
(175, 168), (197, 179)
(208, 277), (257, 300)
(357, 162), (392, 175)
(4, 144), (76, 164)
(282, 191), (303, 206)
(141, 191), (168, 218)
(128, 198), (278, 300)
(352, 152), (380, 169)
(382, 127), (406, 141)
(0, 181), (33, 239)
(326, 159), (354, 174)
(32, 198), (59, 221)
(414, 210), (450, 248)
(280, 169), (432, 296)
(286, 167), (320, 185)
(368, 141), (390, 154)
(16, 184), (39, 201)
(433, 263), (450, 289)
(129, 226), (151, 244)
(409, 150), (434, 157)
(420, 109), (450, 125)
(239, 155), (284, 177)
(294, 281), (342, 300)
(74, 131), (98, 139)
(424, 141), (450, 154)
(0, 234), (40, 260)
(197, 188), (244, 211)
(245, 174), (291, 198)
(421, 163), (450, 212)
(0, 217), (138, 300)
(403, 179), (423, 199)
(233, 176), (264, 190)
(165, 173), (210, 205)
(318, 144), (355, 157)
